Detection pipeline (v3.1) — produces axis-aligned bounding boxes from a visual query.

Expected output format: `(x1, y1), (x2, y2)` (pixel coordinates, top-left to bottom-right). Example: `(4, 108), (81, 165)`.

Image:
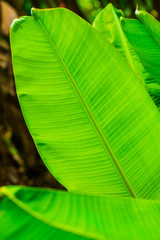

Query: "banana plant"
(0, 4), (160, 239)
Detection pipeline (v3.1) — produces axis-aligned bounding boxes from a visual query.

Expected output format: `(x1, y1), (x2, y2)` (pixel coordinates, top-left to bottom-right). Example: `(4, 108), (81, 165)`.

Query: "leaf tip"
(120, 16), (126, 27)
(31, 7), (37, 16)
(10, 16), (28, 32)
(31, 7), (41, 20)
(10, 18), (21, 32)
(107, 3), (114, 9)
(135, 5), (141, 16)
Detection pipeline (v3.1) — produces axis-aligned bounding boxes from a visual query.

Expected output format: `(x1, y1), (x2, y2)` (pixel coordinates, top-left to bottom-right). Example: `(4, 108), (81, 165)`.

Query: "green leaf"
(121, 11), (160, 110)
(135, 9), (160, 45)
(10, 8), (160, 199)
(1, 186), (160, 240)
(93, 4), (160, 110)
(93, 4), (145, 74)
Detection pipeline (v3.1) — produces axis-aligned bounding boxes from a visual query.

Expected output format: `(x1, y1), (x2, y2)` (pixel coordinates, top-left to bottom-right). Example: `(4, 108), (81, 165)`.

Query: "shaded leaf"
(1, 186), (160, 240)
(121, 10), (160, 110)
(93, 4), (160, 110)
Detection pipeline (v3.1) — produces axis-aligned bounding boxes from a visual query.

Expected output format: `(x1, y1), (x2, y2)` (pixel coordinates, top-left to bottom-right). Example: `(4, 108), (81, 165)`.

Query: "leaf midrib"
(33, 10), (136, 198)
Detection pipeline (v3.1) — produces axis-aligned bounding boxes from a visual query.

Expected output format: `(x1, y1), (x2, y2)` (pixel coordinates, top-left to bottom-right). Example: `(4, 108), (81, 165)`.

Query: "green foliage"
(93, 4), (148, 82)
(122, 9), (160, 110)
(1, 3), (160, 239)
(93, 3), (160, 110)
(10, 7), (160, 199)
(1, 185), (160, 239)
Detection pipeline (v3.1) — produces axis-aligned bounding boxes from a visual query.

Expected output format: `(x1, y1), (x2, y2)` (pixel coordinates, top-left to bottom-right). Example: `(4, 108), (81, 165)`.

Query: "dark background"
(0, 0), (159, 189)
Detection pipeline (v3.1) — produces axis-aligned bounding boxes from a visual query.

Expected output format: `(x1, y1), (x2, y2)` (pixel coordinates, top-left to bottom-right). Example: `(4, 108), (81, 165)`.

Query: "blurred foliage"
(0, 0), (159, 188)
(3, 0), (160, 22)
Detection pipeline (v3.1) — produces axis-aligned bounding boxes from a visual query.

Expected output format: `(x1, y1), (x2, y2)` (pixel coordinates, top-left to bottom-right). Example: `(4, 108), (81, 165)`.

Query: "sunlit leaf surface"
(10, 8), (160, 199)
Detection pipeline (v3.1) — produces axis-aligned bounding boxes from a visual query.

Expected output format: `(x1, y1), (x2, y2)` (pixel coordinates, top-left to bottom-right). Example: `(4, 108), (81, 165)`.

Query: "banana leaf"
(121, 10), (160, 110)
(93, 3), (147, 79)
(93, 4), (160, 110)
(1, 185), (160, 240)
(10, 8), (160, 199)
